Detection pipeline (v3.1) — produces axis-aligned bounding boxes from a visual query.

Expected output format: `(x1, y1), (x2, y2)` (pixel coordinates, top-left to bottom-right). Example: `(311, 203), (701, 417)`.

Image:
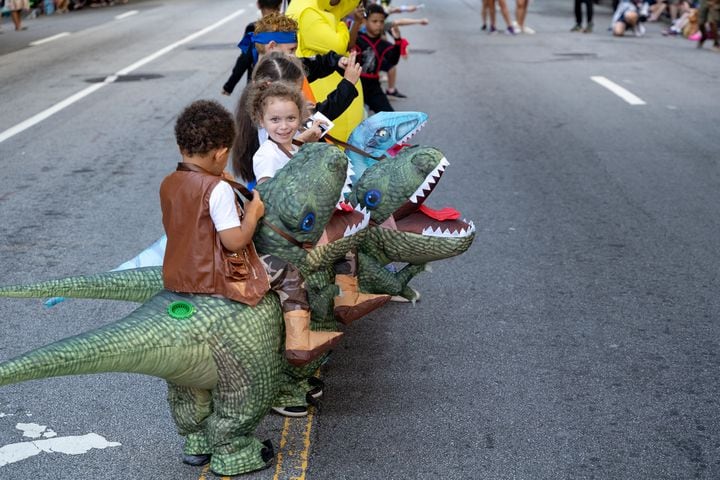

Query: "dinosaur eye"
(300, 212), (316, 232)
(367, 128), (389, 148)
(363, 189), (382, 209)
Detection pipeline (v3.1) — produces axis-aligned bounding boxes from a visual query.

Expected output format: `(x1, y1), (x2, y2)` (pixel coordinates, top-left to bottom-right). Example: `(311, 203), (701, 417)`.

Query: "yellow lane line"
(272, 416), (292, 480)
(297, 408), (315, 479)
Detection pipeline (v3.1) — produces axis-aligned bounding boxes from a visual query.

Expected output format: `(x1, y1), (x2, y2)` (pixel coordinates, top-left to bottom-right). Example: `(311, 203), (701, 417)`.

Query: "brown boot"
(284, 310), (343, 366)
(333, 274), (391, 325)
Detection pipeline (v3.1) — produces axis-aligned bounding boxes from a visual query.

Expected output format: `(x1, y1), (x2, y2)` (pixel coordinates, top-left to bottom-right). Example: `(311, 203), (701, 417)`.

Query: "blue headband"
(251, 31), (298, 45)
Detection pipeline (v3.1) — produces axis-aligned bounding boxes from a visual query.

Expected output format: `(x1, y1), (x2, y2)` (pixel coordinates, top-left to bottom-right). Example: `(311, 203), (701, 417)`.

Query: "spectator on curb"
(611, 0), (650, 36)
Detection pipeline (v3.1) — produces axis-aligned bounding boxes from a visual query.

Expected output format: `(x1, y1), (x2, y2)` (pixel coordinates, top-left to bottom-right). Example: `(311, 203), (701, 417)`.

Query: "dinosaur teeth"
(399, 119), (427, 145)
(341, 206), (371, 237)
(340, 163), (355, 203)
(421, 221), (475, 238)
(409, 157), (449, 204)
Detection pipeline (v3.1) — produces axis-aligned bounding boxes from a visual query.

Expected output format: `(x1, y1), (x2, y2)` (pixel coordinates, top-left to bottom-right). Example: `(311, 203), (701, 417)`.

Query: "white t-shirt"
(253, 140), (299, 181)
(209, 181), (241, 232)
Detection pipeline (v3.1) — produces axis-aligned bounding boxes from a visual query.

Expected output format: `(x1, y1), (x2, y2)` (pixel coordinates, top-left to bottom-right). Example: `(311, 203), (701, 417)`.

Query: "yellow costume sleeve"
(296, 9), (350, 56)
(287, 0), (365, 141)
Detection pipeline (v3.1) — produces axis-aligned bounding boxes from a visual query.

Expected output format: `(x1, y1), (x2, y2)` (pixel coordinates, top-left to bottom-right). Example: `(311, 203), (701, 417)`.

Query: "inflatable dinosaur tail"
(0, 268), (164, 304)
(0, 290), (226, 389)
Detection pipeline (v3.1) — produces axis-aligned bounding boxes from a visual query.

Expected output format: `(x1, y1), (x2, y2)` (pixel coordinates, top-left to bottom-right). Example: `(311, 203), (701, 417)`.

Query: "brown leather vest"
(160, 169), (270, 306)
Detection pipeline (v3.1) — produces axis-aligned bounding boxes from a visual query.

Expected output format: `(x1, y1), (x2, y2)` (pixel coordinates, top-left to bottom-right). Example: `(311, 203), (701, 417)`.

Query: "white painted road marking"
(16, 423), (56, 439)
(115, 10), (139, 20)
(0, 8), (247, 144)
(0, 433), (121, 466)
(29, 32), (70, 46)
(591, 76), (646, 106)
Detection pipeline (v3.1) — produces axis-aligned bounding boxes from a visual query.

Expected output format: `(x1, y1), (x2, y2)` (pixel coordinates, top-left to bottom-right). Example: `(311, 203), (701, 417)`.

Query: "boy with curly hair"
(161, 100), (341, 373)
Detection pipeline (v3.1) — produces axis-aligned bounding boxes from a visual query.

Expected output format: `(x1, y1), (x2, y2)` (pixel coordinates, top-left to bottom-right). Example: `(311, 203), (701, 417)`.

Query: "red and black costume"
(352, 31), (402, 113)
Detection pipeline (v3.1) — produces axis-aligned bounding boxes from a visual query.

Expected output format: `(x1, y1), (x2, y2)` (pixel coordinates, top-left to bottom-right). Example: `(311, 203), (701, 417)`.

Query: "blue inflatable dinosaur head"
(346, 111), (428, 183)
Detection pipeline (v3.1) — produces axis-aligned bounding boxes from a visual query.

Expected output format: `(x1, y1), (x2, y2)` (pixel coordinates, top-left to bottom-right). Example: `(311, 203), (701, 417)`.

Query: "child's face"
(260, 97), (301, 147)
(365, 13), (386, 37)
(266, 40), (298, 56)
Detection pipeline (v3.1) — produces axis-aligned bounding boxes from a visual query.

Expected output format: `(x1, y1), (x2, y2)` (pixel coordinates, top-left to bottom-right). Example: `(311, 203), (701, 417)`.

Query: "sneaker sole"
(271, 406), (309, 417)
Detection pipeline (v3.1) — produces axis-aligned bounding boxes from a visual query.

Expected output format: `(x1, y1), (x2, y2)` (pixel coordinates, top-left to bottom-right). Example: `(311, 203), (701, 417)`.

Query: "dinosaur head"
(346, 111), (428, 183)
(350, 145), (475, 264)
(254, 142), (368, 268)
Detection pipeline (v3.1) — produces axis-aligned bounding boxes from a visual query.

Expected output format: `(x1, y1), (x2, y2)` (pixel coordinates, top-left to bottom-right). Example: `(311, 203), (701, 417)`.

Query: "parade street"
(1, 0), (720, 478)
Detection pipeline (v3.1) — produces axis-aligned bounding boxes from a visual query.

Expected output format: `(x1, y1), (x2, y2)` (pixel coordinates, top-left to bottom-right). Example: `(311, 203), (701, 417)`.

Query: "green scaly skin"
(350, 146), (476, 301)
(0, 267), (163, 303)
(254, 143), (370, 406)
(0, 143), (353, 476)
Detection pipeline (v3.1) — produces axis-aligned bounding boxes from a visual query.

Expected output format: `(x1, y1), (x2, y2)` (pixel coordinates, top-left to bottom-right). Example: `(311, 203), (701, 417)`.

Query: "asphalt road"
(1, 0), (720, 479)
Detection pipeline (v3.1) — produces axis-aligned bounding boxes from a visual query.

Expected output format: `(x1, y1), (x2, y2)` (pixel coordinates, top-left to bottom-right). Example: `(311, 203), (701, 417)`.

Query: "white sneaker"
(634, 23), (646, 37)
(512, 20), (522, 34)
(522, 25), (536, 34)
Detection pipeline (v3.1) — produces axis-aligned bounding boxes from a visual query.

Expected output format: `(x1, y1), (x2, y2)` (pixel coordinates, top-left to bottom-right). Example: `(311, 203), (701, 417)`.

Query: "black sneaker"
(182, 453), (211, 466)
(307, 377), (324, 399)
(271, 405), (308, 417)
(260, 439), (275, 463)
(386, 89), (407, 98)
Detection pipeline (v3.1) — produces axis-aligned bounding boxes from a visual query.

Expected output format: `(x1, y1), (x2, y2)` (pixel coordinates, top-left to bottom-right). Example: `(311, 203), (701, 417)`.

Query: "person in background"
(7, 0), (29, 31)
(489, 0), (516, 34)
(222, 0), (283, 96)
(696, 0), (720, 49)
(382, 15), (429, 98)
(351, 4), (403, 112)
(571, 0), (594, 32)
(513, 0), (535, 33)
(610, 0), (649, 36)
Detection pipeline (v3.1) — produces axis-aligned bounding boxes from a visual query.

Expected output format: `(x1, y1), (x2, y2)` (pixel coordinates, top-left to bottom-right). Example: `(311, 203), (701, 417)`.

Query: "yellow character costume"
(286, 0), (364, 141)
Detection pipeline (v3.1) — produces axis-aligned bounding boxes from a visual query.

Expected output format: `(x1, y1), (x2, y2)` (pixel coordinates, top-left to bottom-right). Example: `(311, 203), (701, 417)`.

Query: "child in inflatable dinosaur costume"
(0, 115), (477, 476)
(164, 100), (342, 369)
(285, 0), (365, 141)
(0, 115), (358, 477)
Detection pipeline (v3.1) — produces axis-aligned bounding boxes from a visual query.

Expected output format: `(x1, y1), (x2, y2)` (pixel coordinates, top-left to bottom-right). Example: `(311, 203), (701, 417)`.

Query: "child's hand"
(297, 120), (328, 143)
(245, 191), (265, 222)
(420, 18), (429, 25)
(343, 51), (362, 84)
(352, 5), (365, 23)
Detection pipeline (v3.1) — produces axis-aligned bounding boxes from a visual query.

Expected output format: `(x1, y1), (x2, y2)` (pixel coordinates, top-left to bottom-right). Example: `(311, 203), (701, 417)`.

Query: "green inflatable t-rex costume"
(0, 143), (362, 476)
(0, 144), (475, 476)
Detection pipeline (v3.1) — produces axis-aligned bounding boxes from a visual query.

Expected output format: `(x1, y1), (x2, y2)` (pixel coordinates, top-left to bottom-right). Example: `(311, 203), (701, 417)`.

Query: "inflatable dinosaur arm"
(356, 250), (426, 300)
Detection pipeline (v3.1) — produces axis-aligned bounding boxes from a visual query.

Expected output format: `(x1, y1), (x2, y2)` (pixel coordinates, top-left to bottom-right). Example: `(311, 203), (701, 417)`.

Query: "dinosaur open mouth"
(317, 204), (370, 246)
(379, 156), (475, 239)
(386, 118), (427, 157)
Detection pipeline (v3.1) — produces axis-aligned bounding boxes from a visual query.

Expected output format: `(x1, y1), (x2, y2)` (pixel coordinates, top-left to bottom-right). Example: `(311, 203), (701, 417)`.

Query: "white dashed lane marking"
(591, 76), (647, 106)
(29, 32), (71, 46)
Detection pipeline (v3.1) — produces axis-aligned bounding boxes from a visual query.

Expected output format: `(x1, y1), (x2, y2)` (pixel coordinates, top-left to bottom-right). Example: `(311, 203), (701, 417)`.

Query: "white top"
(253, 140), (299, 181)
(209, 181), (241, 232)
